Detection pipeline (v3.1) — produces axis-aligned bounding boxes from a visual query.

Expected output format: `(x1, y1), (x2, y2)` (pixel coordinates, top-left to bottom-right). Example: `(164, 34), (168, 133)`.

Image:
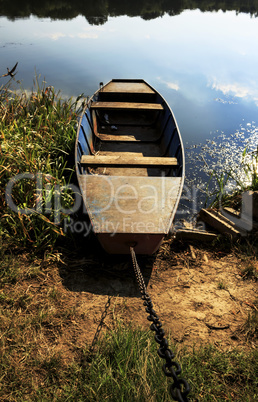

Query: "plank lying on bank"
(198, 209), (247, 239)
(176, 229), (218, 242)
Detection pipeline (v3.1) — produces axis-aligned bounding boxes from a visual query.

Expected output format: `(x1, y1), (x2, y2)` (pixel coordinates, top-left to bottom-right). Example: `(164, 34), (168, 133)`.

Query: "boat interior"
(77, 80), (183, 178)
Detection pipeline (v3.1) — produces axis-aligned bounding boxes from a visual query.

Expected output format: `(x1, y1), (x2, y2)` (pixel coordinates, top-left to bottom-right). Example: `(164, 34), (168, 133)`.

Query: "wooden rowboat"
(75, 79), (184, 254)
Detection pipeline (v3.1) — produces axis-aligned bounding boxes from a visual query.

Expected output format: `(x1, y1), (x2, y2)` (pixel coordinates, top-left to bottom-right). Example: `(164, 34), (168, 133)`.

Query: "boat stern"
(96, 232), (164, 255)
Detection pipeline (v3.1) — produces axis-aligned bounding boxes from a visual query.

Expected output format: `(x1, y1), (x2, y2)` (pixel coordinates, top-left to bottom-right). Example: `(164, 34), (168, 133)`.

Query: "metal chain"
(130, 247), (191, 402)
(89, 295), (112, 354)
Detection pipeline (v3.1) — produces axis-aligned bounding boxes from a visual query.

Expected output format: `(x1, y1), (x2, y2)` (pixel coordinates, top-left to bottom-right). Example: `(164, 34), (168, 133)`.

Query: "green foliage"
(217, 280), (228, 290)
(241, 263), (258, 281)
(205, 170), (231, 207)
(182, 344), (258, 401)
(1, 319), (258, 401)
(0, 76), (84, 254)
(208, 145), (258, 209)
(238, 299), (258, 342)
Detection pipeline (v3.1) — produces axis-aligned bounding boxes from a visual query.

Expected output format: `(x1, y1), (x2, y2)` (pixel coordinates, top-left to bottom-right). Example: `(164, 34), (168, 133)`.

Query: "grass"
(207, 146), (258, 210)
(0, 75), (84, 254)
(80, 327), (258, 402)
(236, 298), (258, 343)
(217, 281), (228, 290)
(241, 263), (258, 281)
(0, 245), (257, 402)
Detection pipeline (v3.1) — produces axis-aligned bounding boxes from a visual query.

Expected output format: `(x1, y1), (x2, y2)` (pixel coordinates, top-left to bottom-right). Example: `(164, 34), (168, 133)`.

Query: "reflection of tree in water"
(0, 0), (257, 22)
(87, 16), (108, 26)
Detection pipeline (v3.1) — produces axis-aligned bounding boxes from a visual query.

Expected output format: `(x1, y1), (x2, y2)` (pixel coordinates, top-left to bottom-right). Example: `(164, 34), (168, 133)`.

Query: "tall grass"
(208, 146), (258, 209)
(0, 76), (84, 253)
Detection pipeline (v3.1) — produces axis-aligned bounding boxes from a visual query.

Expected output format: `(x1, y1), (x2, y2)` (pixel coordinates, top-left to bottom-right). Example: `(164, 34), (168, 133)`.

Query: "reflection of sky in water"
(1, 9), (258, 215)
(1, 11), (258, 115)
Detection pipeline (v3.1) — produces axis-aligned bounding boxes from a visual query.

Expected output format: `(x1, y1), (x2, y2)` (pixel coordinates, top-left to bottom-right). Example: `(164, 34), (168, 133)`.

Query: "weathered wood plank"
(96, 133), (151, 142)
(102, 81), (155, 94)
(222, 206), (258, 230)
(99, 143), (161, 155)
(198, 209), (247, 238)
(176, 229), (218, 242)
(81, 154), (178, 167)
(78, 175), (183, 234)
(96, 126), (161, 142)
(91, 101), (163, 111)
(243, 190), (258, 220)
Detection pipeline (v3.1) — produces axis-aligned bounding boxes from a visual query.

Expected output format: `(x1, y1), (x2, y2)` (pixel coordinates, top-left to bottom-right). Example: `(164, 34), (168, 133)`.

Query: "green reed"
(0, 76), (85, 253)
(207, 146), (258, 209)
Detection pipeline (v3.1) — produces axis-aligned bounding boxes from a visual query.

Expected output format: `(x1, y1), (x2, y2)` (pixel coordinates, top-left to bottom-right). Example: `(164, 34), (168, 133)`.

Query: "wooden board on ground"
(176, 229), (218, 242)
(198, 209), (247, 238)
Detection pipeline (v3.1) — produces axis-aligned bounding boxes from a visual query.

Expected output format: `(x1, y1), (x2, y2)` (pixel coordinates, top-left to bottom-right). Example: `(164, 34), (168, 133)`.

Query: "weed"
(241, 263), (258, 281)
(0, 251), (21, 284)
(217, 281), (228, 290)
(236, 298), (258, 343)
(0, 75), (85, 255)
(205, 145), (258, 210)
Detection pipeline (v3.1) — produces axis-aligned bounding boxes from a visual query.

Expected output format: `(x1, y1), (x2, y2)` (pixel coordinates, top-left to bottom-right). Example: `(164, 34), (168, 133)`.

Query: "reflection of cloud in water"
(166, 82), (179, 91)
(214, 97), (237, 105)
(49, 32), (65, 40)
(156, 77), (179, 91)
(35, 26), (103, 41)
(211, 81), (249, 98)
(46, 32), (99, 40)
(73, 33), (98, 39)
(208, 77), (258, 105)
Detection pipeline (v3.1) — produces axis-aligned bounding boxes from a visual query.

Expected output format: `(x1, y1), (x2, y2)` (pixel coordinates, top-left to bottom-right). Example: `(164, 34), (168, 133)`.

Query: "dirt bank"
(52, 237), (257, 353)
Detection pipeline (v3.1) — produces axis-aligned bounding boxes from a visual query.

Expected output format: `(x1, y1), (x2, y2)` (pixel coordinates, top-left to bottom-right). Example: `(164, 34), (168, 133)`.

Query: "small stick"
(205, 323), (230, 330)
(244, 301), (258, 311)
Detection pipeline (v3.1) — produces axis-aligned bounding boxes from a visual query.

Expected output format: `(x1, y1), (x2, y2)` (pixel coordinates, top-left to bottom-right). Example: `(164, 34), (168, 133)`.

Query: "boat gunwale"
(75, 79), (185, 252)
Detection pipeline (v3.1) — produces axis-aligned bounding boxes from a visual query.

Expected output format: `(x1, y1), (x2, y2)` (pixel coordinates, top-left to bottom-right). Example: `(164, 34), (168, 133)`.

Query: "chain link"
(130, 247), (191, 402)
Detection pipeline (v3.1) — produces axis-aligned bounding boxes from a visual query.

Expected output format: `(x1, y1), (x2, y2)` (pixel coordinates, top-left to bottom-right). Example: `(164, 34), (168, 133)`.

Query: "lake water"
(1, 3), (258, 216)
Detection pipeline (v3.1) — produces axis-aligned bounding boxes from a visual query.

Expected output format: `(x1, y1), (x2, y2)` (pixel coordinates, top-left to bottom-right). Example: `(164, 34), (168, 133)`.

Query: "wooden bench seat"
(102, 81), (155, 94)
(80, 154), (177, 167)
(96, 133), (155, 142)
(91, 101), (163, 111)
(96, 126), (162, 142)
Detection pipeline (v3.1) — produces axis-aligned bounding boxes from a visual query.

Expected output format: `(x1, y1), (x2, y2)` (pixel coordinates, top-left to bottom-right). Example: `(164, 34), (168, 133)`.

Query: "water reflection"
(184, 121), (258, 213)
(1, 10), (257, 138)
(1, 0), (258, 22)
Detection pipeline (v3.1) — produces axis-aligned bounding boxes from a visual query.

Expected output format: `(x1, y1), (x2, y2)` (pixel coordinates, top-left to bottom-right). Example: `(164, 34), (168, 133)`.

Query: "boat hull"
(75, 79), (185, 254)
(97, 233), (164, 255)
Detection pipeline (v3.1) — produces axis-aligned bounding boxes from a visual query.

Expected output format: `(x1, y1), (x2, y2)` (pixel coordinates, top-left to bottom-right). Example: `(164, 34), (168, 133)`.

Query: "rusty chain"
(130, 247), (191, 402)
